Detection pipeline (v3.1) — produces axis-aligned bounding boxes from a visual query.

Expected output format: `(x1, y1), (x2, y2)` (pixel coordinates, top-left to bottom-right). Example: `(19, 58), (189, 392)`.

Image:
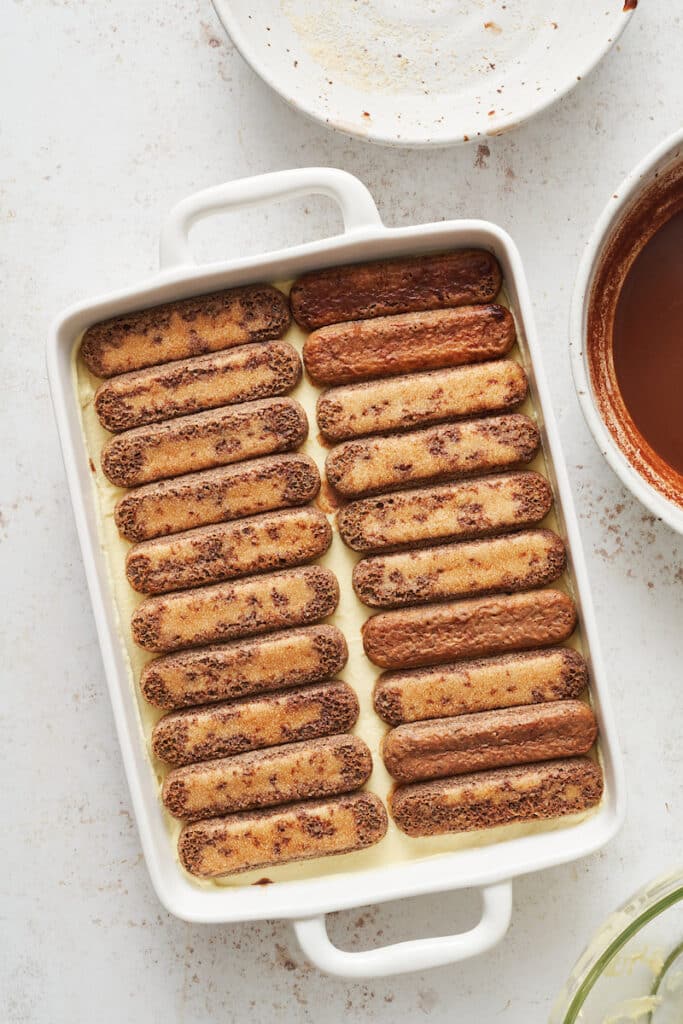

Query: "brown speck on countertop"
(275, 943), (297, 971)
(89, 458), (96, 473)
(623, 0), (637, 9)
(362, 111), (371, 119)
(484, 21), (502, 33)
(474, 143), (490, 169)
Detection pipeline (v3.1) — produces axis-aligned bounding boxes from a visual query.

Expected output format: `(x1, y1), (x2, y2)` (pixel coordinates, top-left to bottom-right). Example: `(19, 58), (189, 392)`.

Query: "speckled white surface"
(2, 2), (682, 1021)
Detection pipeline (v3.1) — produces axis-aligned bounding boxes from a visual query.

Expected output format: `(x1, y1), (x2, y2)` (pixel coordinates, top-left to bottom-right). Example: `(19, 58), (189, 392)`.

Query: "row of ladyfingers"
(295, 256), (602, 838)
(176, 757), (602, 878)
(80, 251), (603, 879)
(82, 282), (385, 881)
(125, 517), (565, 602)
(94, 347), (534, 492)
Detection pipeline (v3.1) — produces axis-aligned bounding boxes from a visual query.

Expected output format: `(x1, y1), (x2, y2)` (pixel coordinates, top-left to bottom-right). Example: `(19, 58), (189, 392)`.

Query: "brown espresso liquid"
(612, 209), (683, 475)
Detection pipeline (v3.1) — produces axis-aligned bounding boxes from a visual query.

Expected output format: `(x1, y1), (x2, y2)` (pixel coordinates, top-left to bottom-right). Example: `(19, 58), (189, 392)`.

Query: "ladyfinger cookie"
(382, 701), (598, 783)
(373, 648), (589, 725)
(162, 734), (372, 820)
(132, 565), (339, 653)
(326, 414), (540, 499)
(80, 284), (291, 378)
(303, 305), (515, 386)
(338, 473), (553, 553)
(390, 758), (603, 837)
(362, 590), (577, 669)
(101, 397), (308, 488)
(141, 625), (348, 710)
(178, 792), (388, 878)
(352, 530), (566, 609)
(290, 250), (502, 329)
(114, 453), (320, 542)
(151, 681), (360, 766)
(126, 507), (332, 595)
(94, 341), (301, 432)
(317, 361), (527, 442)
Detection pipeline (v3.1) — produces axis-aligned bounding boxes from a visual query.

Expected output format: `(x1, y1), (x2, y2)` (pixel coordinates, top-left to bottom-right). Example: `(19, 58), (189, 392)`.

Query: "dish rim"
(47, 180), (625, 927)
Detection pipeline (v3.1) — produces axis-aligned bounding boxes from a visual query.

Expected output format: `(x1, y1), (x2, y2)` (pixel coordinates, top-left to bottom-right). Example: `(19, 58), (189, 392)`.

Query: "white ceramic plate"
(212, 1), (637, 147)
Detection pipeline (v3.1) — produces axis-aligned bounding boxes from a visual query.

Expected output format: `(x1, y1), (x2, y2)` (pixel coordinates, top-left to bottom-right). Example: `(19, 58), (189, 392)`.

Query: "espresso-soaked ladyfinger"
(80, 285), (291, 378)
(382, 701), (598, 783)
(290, 250), (502, 330)
(390, 757), (603, 837)
(362, 590), (577, 669)
(151, 681), (360, 766)
(162, 734), (373, 820)
(317, 361), (527, 443)
(303, 305), (515, 386)
(126, 507), (332, 595)
(132, 565), (339, 653)
(326, 415), (540, 499)
(352, 530), (566, 609)
(178, 792), (388, 878)
(141, 625), (348, 710)
(94, 341), (302, 432)
(373, 647), (589, 725)
(114, 453), (320, 542)
(102, 397), (308, 489)
(338, 473), (553, 554)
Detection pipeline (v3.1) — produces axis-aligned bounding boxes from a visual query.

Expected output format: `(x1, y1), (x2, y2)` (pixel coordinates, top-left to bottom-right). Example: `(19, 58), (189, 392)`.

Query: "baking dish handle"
(159, 167), (383, 268)
(292, 880), (513, 978)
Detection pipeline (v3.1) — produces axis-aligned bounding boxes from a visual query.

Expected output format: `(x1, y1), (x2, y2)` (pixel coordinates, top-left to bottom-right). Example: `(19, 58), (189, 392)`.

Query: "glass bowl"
(551, 870), (683, 1023)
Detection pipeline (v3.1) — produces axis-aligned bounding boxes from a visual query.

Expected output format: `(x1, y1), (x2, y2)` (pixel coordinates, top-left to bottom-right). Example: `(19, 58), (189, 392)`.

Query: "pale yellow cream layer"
(75, 280), (598, 890)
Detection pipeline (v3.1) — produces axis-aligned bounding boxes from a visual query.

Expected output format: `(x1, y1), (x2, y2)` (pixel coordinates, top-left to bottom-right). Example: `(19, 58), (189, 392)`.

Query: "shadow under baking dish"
(74, 278), (602, 891)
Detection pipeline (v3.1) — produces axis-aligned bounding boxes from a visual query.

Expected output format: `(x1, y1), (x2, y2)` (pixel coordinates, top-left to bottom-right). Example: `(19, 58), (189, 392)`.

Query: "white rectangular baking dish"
(47, 167), (625, 978)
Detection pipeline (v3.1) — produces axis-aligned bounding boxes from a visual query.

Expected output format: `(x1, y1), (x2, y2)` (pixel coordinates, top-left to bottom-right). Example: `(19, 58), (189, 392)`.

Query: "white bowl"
(212, 0), (636, 147)
(570, 129), (683, 535)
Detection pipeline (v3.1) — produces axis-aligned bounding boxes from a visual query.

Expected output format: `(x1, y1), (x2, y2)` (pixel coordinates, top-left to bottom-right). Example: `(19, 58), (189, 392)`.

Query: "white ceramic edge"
(569, 127), (683, 535)
(46, 171), (624, 955)
(210, 1), (636, 148)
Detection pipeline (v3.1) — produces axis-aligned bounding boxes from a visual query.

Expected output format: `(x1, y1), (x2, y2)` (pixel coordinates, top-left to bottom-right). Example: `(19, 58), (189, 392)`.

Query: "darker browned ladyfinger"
(352, 530), (566, 608)
(126, 507), (332, 594)
(382, 701), (598, 783)
(178, 792), (388, 878)
(303, 305), (515, 386)
(151, 681), (360, 766)
(101, 397), (308, 488)
(80, 284), (291, 378)
(390, 758), (603, 838)
(326, 414), (540, 499)
(140, 624), (348, 710)
(94, 341), (301, 432)
(162, 734), (373, 820)
(362, 590), (577, 669)
(131, 565), (339, 653)
(290, 250), (502, 329)
(337, 473), (553, 553)
(373, 647), (588, 725)
(317, 361), (527, 442)
(114, 453), (320, 542)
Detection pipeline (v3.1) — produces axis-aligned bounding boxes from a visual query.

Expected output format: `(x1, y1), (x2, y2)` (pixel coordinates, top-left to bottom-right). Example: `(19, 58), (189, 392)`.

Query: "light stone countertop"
(2, 2), (682, 1021)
